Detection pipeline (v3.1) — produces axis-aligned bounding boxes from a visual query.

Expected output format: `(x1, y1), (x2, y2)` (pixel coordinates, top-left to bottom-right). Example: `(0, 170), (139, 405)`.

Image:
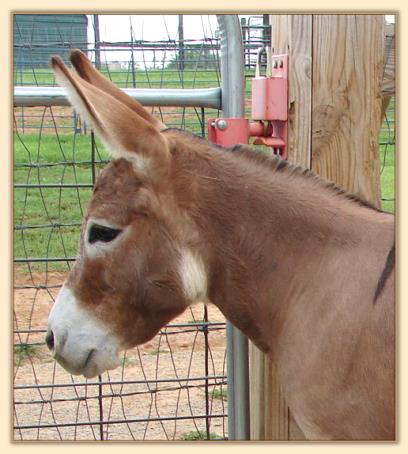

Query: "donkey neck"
(168, 132), (393, 354)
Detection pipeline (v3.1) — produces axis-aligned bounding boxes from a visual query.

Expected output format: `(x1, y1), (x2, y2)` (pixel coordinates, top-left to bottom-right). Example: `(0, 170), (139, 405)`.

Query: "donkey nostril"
(45, 331), (55, 351)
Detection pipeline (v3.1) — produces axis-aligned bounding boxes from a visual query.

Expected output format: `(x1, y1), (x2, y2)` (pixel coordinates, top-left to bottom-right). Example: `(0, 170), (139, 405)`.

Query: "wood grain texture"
(286, 15), (313, 167)
(249, 347), (291, 440)
(249, 345), (266, 440)
(311, 15), (384, 207)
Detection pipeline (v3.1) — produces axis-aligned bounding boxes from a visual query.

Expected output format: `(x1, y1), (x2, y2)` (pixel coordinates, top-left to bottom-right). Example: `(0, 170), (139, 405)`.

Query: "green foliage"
(179, 430), (223, 441)
(211, 387), (227, 401)
(14, 343), (40, 364)
(166, 48), (218, 70)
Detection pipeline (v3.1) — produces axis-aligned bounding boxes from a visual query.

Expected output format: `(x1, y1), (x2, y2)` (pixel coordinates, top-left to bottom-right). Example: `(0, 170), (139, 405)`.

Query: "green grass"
(14, 343), (40, 365)
(14, 67), (223, 89)
(14, 132), (108, 272)
(145, 348), (170, 356)
(379, 141), (395, 214)
(379, 97), (395, 214)
(211, 388), (227, 401)
(179, 430), (223, 441)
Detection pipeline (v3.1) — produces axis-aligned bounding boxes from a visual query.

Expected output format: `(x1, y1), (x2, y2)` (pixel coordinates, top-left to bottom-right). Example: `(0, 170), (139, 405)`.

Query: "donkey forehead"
(94, 158), (143, 195)
(88, 158), (151, 220)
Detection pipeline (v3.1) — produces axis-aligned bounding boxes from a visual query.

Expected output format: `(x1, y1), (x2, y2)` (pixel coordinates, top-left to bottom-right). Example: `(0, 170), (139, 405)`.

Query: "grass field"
(14, 67), (223, 89)
(13, 92), (395, 273)
(14, 131), (105, 272)
(379, 96), (396, 214)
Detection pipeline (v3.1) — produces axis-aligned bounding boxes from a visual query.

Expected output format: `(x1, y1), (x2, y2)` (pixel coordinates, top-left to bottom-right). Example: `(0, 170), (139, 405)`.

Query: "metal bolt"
(279, 60), (284, 68)
(217, 119), (228, 130)
(273, 60), (278, 69)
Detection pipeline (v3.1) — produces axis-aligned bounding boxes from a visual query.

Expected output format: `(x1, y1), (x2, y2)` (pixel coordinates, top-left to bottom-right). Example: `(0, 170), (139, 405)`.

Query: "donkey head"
(46, 51), (208, 378)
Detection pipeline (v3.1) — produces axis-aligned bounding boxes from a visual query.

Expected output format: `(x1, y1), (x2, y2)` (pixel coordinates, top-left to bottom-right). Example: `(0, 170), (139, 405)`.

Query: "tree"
(166, 47), (218, 70)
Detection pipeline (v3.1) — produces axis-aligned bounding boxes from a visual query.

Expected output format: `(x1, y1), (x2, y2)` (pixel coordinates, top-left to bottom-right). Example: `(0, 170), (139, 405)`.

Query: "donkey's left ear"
(69, 49), (166, 131)
(51, 55), (170, 180)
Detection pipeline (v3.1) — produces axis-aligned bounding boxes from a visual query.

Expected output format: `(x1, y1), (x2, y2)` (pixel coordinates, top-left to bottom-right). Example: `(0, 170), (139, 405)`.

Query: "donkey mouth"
(81, 349), (102, 378)
(81, 347), (121, 378)
(53, 349), (94, 377)
(54, 347), (120, 378)
(82, 349), (96, 374)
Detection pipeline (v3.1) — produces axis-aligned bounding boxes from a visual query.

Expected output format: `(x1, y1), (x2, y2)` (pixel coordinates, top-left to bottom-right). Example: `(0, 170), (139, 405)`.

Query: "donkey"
(46, 50), (395, 441)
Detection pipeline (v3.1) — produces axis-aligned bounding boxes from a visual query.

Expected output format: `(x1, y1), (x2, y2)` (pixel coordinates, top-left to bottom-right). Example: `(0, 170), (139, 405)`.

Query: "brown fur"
(51, 51), (395, 441)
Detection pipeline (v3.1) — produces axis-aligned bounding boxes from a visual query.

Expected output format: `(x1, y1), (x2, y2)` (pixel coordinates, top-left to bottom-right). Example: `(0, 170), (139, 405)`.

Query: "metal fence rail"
(14, 86), (222, 109)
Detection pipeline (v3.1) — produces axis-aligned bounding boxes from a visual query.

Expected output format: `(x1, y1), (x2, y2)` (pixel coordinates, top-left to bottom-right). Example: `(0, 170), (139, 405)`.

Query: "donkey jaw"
(47, 286), (122, 378)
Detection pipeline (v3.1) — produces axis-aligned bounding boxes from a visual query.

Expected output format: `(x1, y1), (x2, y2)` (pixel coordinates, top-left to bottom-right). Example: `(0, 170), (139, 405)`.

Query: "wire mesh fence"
(379, 96), (395, 214)
(379, 22), (396, 214)
(13, 13), (395, 441)
(13, 122), (231, 441)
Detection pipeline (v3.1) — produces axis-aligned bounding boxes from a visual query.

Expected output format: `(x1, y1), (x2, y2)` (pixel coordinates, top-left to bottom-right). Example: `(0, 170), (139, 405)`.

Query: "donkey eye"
(88, 224), (122, 244)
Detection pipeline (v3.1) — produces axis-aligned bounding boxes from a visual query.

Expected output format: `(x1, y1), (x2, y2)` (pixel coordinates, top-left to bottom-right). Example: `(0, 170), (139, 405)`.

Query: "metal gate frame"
(216, 15), (250, 441)
(13, 14), (250, 441)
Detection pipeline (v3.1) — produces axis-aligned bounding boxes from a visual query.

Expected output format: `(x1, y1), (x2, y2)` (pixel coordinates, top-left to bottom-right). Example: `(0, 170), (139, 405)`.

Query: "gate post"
(216, 14), (250, 441)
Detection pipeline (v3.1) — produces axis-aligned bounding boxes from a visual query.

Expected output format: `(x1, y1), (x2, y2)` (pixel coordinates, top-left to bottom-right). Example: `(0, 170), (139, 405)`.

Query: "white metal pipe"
(14, 86), (222, 109)
(217, 14), (250, 441)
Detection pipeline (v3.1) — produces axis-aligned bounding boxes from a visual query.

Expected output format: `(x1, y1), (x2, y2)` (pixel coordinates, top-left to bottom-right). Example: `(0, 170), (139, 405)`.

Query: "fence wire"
(379, 23), (396, 214)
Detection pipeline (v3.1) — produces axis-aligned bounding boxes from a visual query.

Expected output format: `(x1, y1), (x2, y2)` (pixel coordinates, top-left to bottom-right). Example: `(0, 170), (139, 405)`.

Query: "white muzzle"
(46, 285), (121, 378)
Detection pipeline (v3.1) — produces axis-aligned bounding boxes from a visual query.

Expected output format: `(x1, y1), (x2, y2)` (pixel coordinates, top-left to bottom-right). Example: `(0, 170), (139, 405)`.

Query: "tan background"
(2, 0), (405, 452)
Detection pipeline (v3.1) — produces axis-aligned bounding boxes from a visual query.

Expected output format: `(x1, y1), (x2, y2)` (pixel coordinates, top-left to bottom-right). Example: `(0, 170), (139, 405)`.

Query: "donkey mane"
(165, 128), (384, 214)
(230, 144), (385, 213)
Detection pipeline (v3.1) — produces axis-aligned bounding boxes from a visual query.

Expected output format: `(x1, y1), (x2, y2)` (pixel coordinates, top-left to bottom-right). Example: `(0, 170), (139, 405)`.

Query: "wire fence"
(379, 96), (395, 214)
(379, 22), (396, 214)
(13, 13), (271, 441)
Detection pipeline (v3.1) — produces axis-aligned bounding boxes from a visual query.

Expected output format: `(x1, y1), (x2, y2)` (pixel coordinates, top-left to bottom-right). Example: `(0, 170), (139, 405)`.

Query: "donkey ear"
(51, 55), (170, 180)
(69, 49), (166, 131)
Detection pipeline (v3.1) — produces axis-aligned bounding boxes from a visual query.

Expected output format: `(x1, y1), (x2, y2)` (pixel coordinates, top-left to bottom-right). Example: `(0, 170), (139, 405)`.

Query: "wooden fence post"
(312, 15), (384, 206)
(249, 14), (385, 440)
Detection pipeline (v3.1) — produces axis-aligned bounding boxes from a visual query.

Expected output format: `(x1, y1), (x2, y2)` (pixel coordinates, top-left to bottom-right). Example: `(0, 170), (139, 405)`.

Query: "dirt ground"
(13, 269), (228, 441)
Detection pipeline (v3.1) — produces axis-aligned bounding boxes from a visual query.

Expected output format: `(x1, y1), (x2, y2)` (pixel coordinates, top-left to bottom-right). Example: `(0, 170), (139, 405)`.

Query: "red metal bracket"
(208, 53), (289, 159)
(207, 118), (250, 148)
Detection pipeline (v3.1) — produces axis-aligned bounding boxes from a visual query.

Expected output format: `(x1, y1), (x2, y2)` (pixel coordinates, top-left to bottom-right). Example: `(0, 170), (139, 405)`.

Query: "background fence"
(13, 13), (271, 441)
(13, 13), (395, 441)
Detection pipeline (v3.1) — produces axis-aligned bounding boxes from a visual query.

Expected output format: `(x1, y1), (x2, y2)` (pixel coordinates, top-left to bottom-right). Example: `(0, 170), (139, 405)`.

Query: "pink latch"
(207, 118), (250, 148)
(251, 52), (288, 158)
(208, 50), (289, 159)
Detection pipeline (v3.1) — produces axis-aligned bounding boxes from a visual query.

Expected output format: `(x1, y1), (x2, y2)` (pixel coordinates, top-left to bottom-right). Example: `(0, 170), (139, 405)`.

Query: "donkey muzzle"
(46, 285), (121, 378)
